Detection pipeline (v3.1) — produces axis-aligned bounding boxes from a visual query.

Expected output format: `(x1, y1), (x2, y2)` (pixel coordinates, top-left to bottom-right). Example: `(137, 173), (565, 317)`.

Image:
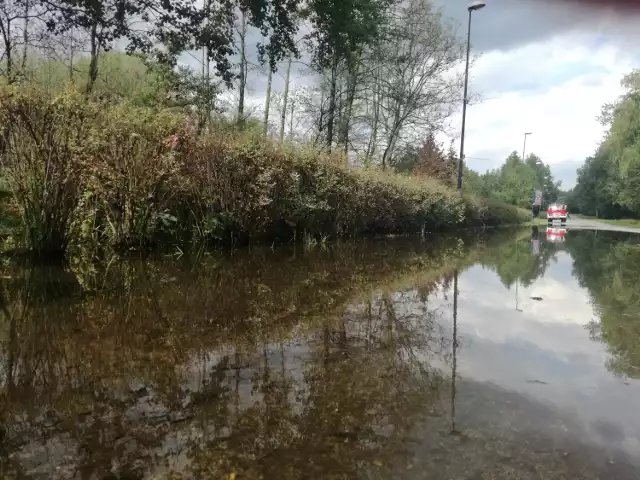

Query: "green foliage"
(70, 102), (186, 248)
(0, 86), (188, 252)
(392, 133), (456, 187)
(0, 86), (91, 254)
(181, 135), (529, 245)
(37, 0), (318, 86)
(571, 70), (640, 219)
(0, 172), (20, 236)
(466, 151), (561, 209)
(0, 87), (528, 255)
(26, 53), (156, 101)
(478, 228), (558, 289)
(305, 0), (394, 69)
(44, 0), (230, 84)
(566, 232), (640, 378)
(569, 150), (626, 217)
(20, 52), (222, 113)
(463, 196), (532, 229)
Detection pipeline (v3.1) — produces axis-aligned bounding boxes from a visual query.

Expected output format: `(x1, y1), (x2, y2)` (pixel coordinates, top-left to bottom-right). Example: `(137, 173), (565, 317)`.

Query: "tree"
(572, 69), (640, 218)
(41, 0), (306, 94)
(235, 6), (249, 123)
(456, 151), (561, 209)
(373, 0), (465, 168)
(0, 0), (52, 83)
(391, 131), (456, 186)
(305, 0), (395, 151)
(570, 150), (623, 217)
(279, 56), (292, 141)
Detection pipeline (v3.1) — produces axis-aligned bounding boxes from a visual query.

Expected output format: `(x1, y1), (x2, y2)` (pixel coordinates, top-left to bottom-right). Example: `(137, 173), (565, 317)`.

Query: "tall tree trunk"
(20, 0), (29, 81)
(198, 45), (206, 132)
(338, 50), (359, 155)
(262, 66), (273, 137)
(0, 17), (11, 155)
(236, 10), (247, 124)
(381, 103), (402, 169)
(68, 28), (75, 82)
(279, 57), (292, 142)
(317, 89), (325, 140)
(1, 14), (13, 83)
(335, 76), (342, 145)
(366, 63), (381, 160)
(86, 22), (99, 95)
(289, 97), (296, 138)
(203, 0), (212, 130)
(326, 53), (339, 151)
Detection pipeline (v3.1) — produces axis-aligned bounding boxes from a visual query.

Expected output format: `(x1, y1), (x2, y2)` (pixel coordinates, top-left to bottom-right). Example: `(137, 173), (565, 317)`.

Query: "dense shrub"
(181, 137), (530, 243)
(0, 87), (530, 254)
(462, 195), (532, 227)
(71, 102), (186, 248)
(0, 87), (92, 254)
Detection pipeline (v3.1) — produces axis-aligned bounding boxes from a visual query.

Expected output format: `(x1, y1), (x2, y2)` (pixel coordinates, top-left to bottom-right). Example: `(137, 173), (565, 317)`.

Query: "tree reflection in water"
(1, 228), (636, 479)
(0, 236), (491, 479)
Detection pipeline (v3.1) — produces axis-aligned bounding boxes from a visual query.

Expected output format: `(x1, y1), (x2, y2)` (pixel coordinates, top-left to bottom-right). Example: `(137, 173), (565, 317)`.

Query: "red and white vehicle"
(547, 203), (567, 226)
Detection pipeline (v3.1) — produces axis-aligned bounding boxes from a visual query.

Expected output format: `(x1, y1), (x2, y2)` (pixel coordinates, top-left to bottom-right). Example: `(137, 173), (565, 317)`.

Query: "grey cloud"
(179, 22), (317, 98)
(178, 0), (640, 101)
(469, 57), (609, 97)
(435, 0), (640, 54)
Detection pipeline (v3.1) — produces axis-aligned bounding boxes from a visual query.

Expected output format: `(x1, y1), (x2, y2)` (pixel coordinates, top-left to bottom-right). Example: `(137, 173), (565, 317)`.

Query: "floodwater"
(0, 228), (639, 479)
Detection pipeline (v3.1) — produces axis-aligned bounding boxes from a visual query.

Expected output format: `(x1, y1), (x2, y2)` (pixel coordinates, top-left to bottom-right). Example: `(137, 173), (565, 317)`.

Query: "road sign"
(532, 189), (543, 206)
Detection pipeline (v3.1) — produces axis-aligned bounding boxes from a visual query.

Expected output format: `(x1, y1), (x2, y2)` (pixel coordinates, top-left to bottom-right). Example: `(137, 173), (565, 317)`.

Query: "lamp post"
(457, 0), (486, 191)
(522, 132), (532, 164)
(519, 132), (534, 208)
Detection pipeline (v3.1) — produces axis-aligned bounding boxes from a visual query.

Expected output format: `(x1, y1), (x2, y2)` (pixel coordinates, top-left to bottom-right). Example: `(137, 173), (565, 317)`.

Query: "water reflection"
(0, 229), (639, 479)
(567, 231), (640, 379)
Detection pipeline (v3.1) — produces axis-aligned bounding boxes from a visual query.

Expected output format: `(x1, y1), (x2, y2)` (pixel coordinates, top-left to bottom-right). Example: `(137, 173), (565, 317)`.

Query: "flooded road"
(0, 228), (639, 479)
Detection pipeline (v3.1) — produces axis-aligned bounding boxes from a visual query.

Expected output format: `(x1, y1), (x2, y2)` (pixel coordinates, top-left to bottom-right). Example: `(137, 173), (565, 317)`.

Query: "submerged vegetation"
(0, 87), (530, 256)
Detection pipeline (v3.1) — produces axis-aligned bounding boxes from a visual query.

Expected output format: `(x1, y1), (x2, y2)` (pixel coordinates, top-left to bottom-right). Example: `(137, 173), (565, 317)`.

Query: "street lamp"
(519, 132), (533, 206)
(522, 132), (532, 163)
(457, 0), (487, 190)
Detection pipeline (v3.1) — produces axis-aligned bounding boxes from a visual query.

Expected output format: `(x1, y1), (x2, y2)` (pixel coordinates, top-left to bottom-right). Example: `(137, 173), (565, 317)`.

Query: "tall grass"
(0, 86), (530, 255)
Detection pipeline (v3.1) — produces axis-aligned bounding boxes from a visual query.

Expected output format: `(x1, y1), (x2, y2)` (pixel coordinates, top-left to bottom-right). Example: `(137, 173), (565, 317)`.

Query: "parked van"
(547, 203), (567, 226)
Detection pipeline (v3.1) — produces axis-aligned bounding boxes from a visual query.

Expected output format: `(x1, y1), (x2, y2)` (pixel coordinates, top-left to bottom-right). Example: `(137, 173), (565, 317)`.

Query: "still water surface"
(0, 228), (639, 479)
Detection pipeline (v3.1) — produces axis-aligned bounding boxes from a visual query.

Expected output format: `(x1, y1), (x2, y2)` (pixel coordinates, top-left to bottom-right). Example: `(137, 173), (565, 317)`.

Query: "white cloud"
(444, 33), (636, 187)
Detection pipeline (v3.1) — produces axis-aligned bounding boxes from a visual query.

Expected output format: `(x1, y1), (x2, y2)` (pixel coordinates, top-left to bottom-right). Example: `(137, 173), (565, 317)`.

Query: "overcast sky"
(434, 0), (640, 188)
(181, 0), (640, 189)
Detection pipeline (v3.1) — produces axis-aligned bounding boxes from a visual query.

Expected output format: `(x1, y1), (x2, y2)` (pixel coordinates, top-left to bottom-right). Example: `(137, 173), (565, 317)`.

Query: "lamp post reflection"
(451, 268), (459, 434)
(515, 232), (523, 312)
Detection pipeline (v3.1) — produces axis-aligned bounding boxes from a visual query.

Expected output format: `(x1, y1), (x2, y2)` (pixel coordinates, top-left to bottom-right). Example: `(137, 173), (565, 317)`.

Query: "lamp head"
(469, 1), (486, 11)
